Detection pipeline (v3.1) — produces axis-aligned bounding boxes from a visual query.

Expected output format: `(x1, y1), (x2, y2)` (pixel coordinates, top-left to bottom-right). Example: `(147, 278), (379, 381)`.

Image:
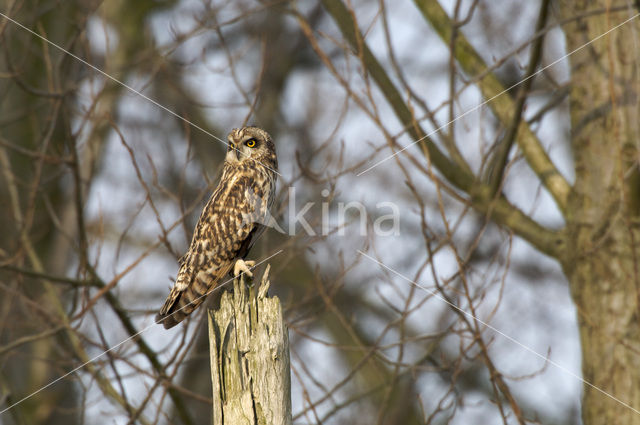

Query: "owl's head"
(226, 126), (277, 170)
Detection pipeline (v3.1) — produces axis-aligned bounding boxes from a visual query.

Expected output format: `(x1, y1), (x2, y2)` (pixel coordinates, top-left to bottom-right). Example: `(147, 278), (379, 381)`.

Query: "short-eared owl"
(156, 126), (278, 329)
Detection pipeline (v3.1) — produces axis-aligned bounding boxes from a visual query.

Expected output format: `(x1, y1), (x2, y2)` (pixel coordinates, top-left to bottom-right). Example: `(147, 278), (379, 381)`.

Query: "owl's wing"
(155, 207), (261, 329)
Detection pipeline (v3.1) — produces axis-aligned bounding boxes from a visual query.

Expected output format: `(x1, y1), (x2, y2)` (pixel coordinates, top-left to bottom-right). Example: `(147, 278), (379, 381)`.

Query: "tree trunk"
(559, 3), (640, 424)
(208, 266), (292, 425)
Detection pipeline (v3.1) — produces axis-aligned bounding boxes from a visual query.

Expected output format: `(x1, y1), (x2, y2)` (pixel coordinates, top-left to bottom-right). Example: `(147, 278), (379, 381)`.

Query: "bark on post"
(208, 265), (292, 425)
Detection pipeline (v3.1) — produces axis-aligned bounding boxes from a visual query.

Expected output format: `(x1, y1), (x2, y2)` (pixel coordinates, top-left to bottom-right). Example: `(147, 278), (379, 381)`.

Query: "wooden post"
(208, 265), (292, 425)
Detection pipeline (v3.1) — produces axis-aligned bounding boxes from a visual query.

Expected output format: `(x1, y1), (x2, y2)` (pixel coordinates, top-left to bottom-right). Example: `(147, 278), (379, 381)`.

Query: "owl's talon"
(234, 259), (255, 278)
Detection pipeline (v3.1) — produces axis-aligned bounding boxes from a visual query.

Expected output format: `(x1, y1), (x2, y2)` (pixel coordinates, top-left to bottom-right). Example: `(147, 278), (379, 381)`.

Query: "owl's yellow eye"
(245, 139), (256, 148)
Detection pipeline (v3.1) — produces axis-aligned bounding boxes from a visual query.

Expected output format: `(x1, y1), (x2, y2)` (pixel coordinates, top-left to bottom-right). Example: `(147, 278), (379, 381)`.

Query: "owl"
(156, 126), (278, 329)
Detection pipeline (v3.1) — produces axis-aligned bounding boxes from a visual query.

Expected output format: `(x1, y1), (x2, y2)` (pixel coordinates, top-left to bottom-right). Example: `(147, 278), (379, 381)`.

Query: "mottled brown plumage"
(156, 127), (278, 329)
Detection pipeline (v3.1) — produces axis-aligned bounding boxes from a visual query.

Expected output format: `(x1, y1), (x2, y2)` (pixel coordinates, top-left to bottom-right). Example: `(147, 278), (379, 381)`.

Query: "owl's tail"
(155, 267), (230, 329)
(155, 285), (204, 329)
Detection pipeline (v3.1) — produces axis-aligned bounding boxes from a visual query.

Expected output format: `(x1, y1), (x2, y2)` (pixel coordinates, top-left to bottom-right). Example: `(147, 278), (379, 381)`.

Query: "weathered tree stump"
(208, 265), (291, 425)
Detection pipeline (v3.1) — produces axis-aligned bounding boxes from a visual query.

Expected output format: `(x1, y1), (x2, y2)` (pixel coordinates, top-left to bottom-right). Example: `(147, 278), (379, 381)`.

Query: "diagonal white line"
(357, 249), (640, 416)
(0, 250), (283, 416)
(0, 11), (282, 177)
(356, 12), (640, 176)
